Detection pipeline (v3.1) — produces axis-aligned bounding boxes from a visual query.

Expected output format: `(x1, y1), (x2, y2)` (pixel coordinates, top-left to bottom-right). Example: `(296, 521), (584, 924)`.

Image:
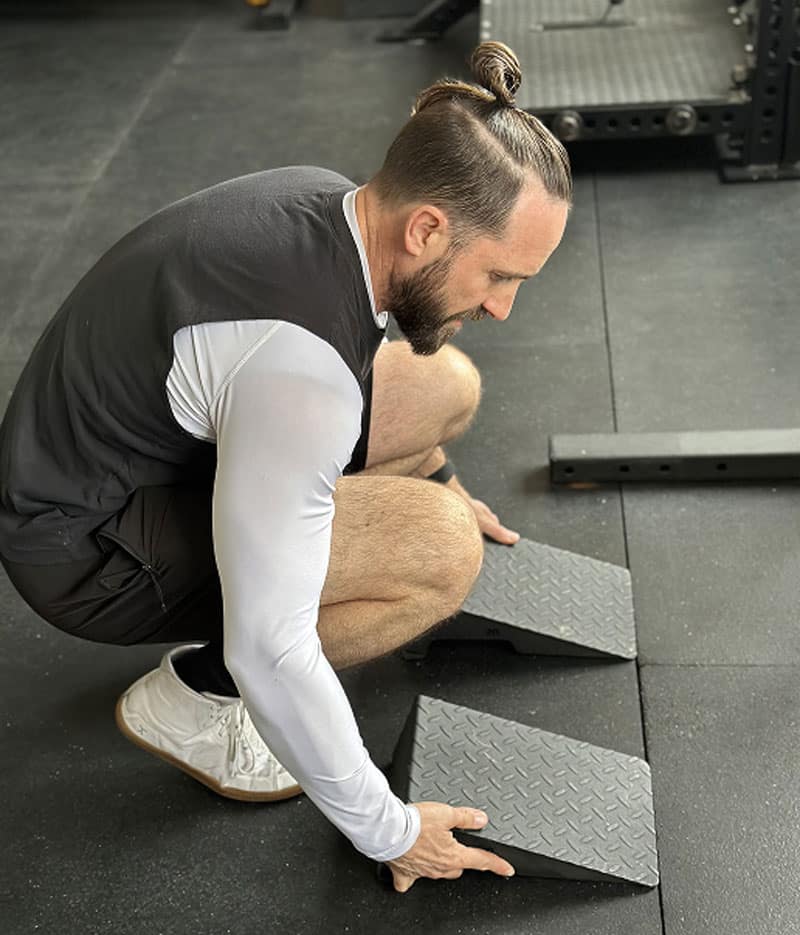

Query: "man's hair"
(371, 42), (572, 242)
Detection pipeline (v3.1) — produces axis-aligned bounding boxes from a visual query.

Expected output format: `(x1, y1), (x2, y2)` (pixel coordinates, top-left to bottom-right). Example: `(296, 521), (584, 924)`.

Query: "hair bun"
(469, 41), (522, 107)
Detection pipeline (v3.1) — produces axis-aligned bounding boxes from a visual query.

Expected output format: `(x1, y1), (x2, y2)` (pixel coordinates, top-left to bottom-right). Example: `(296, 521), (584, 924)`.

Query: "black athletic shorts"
(1, 371), (373, 647)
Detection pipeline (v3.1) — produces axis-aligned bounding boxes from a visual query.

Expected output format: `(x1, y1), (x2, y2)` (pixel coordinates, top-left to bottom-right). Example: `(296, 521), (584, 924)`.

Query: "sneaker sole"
(115, 695), (304, 803)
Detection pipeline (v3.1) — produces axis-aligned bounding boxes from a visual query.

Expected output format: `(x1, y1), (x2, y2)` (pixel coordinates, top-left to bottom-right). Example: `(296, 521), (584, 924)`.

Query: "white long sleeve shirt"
(163, 191), (419, 862)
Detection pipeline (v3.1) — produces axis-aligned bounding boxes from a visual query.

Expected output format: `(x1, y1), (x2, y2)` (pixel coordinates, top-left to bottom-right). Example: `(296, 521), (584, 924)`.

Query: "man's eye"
(489, 272), (507, 283)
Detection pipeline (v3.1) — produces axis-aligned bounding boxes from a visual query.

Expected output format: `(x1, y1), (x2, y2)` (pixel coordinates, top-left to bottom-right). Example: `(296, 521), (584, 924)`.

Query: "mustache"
(445, 308), (487, 324)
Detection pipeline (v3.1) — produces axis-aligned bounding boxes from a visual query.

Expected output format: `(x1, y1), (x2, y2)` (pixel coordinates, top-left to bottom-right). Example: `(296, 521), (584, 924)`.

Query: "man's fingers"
(475, 512), (520, 545)
(459, 844), (516, 878)
(392, 872), (416, 894)
(451, 806), (490, 830)
(483, 524), (520, 545)
(448, 809), (516, 876)
(496, 526), (520, 544)
(467, 495), (521, 545)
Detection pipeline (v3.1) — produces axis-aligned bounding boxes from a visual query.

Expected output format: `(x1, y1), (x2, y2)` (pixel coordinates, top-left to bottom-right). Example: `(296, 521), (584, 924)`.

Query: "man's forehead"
(505, 192), (568, 258)
(511, 183), (567, 228)
(471, 204), (565, 268)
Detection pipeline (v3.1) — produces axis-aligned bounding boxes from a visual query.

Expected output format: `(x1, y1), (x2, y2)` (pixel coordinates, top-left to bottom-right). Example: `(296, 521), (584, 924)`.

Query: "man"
(0, 42), (570, 892)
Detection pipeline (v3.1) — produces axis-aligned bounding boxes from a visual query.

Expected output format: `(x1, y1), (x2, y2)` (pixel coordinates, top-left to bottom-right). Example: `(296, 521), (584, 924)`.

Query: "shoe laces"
(217, 701), (280, 780)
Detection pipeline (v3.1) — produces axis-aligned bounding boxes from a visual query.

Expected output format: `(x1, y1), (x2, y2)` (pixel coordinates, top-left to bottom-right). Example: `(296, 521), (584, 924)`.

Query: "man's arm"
(210, 341), (419, 862)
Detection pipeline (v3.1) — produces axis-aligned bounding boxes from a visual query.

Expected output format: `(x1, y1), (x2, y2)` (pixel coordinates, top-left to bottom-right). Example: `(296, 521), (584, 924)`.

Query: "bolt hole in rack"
(381, 0), (800, 182)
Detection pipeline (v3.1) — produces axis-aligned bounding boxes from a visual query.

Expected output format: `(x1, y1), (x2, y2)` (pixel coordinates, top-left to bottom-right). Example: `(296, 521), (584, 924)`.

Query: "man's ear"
(403, 204), (450, 259)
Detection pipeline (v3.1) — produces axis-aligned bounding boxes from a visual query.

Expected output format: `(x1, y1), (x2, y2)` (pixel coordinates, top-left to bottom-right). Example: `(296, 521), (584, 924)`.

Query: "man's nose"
(482, 292), (516, 322)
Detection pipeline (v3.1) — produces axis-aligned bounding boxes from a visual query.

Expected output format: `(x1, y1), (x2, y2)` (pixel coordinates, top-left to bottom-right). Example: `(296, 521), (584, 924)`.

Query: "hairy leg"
(358, 340), (482, 479)
(317, 475), (483, 670)
(315, 339), (485, 670)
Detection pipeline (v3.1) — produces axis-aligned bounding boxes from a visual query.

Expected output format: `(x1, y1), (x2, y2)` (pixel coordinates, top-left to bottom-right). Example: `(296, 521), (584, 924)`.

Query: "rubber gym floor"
(1, 3), (799, 933)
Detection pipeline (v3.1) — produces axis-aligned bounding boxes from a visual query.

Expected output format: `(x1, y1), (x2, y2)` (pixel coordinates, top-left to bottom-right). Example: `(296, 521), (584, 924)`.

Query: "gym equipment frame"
(549, 428), (800, 484)
(380, 0), (800, 182)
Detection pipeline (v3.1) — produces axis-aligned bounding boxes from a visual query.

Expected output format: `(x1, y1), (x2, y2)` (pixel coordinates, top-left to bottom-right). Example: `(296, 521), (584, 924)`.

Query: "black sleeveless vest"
(0, 167), (384, 562)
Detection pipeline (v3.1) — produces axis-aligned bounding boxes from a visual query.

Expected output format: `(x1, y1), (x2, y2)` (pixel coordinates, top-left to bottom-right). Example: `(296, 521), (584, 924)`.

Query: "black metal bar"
(377, 0), (478, 42)
(539, 102), (750, 143)
(783, 58), (800, 164)
(549, 429), (800, 484)
(722, 0), (799, 179)
(747, 0), (793, 163)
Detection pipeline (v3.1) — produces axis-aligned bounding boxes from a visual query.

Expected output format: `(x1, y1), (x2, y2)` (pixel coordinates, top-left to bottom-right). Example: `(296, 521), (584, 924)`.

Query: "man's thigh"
(321, 473), (479, 607)
(363, 339), (480, 471)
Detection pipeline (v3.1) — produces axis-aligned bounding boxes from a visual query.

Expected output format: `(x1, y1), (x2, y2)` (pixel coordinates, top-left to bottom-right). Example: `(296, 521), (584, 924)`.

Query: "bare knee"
(424, 485), (484, 616)
(439, 345), (482, 442)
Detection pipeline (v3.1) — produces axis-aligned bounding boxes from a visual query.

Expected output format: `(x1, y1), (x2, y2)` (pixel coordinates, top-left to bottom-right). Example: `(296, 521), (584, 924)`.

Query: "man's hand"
(465, 494), (520, 545)
(385, 802), (515, 893)
(443, 475), (520, 545)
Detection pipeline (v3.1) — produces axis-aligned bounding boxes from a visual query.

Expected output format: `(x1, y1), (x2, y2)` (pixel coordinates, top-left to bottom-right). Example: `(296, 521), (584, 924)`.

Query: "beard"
(385, 251), (485, 356)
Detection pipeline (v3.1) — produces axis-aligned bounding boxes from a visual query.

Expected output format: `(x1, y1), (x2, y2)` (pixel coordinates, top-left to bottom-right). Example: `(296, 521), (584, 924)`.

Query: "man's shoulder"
(204, 166), (355, 204)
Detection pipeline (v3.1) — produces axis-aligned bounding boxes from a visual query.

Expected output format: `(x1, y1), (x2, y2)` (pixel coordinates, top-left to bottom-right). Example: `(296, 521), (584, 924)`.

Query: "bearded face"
(385, 250), (486, 356)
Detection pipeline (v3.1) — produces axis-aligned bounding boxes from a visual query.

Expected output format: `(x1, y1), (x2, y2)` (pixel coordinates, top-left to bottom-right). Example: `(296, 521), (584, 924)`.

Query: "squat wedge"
(390, 695), (659, 887)
(404, 538), (636, 660)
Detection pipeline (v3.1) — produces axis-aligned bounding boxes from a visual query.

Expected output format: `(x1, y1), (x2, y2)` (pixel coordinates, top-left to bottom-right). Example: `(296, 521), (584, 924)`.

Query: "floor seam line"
(594, 171), (667, 934)
(639, 661), (800, 668)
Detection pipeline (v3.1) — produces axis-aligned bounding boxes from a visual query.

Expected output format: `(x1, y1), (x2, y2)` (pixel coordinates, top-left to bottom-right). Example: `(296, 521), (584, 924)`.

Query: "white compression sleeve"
(210, 328), (420, 862)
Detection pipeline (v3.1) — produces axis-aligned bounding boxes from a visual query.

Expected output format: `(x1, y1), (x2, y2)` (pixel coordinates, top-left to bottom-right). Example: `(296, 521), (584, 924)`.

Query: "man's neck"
(354, 184), (392, 312)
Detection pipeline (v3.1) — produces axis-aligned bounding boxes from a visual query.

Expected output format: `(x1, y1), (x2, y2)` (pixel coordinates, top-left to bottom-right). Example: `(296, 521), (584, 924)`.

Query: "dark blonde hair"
(372, 42), (572, 242)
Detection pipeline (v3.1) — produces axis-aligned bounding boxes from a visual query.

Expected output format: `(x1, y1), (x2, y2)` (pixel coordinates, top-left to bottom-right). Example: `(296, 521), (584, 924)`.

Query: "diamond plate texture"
(391, 695), (659, 886)
(480, 0), (743, 108)
(408, 537), (636, 659)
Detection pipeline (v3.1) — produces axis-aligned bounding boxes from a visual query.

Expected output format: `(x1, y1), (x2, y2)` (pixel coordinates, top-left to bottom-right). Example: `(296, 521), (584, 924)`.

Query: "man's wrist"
(427, 459), (455, 484)
(422, 452), (472, 502)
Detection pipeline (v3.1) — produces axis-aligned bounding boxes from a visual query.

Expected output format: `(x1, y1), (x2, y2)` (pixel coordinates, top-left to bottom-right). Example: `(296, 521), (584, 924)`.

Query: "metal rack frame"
(380, 0), (800, 182)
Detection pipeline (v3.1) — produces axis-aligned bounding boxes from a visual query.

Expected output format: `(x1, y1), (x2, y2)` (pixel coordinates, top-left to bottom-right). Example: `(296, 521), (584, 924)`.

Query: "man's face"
(387, 185), (569, 356)
(385, 246), (476, 356)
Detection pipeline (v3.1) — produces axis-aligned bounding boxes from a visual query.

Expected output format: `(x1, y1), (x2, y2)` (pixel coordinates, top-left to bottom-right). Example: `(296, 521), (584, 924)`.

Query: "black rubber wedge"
(389, 695), (659, 887)
(403, 538), (637, 661)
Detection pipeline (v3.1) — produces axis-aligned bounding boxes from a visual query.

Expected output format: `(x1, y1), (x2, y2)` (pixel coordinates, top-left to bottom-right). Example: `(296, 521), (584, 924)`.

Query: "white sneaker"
(115, 643), (302, 802)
